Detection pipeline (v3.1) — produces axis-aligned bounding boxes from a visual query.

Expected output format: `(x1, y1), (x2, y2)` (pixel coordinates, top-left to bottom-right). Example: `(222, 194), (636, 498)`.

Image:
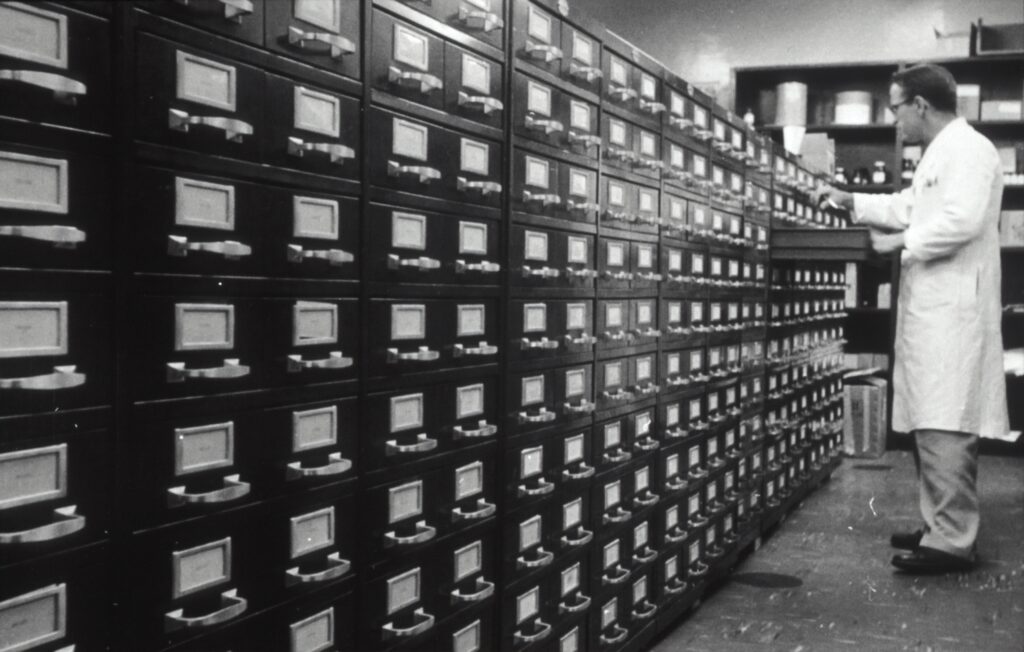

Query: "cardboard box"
(981, 99), (1023, 121)
(956, 84), (981, 120)
(843, 370), (888, 458)
(1001, 210), (1024, 246)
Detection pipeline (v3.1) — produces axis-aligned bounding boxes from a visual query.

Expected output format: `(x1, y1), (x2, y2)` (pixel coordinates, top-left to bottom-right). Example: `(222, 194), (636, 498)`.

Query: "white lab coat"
(853, 118), (1009, 439)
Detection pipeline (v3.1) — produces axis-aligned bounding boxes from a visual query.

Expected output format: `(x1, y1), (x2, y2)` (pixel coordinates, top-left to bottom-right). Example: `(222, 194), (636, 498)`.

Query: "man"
(815, 63), (1008, 573)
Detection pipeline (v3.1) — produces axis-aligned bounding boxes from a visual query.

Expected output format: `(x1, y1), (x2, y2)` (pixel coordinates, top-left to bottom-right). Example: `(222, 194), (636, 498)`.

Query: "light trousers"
(915, 429), (980, 559)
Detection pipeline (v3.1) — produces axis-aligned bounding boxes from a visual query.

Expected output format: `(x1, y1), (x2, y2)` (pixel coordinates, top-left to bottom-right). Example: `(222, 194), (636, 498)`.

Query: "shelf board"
(836, 182), (895, 193)
(761, 123), (895, 133)
(847, 307), (890, 314)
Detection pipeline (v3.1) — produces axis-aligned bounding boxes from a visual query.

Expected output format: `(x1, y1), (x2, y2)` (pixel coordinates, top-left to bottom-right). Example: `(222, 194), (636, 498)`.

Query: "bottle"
(833, 167), (848, 185)
(851, 168), (868, 185)
(871, 161), (889, 185)
(743, 108), (756, 126)
(900, 158), (915, 183)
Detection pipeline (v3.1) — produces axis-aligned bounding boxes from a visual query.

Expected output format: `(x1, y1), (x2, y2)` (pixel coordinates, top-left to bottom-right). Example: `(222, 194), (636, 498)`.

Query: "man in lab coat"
(815, 64), (1008, 573)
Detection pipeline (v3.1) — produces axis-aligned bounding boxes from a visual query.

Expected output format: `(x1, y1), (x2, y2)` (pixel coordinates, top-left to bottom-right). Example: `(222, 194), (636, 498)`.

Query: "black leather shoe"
(891, 546), (976, 574)
(890, 528), (925, 550)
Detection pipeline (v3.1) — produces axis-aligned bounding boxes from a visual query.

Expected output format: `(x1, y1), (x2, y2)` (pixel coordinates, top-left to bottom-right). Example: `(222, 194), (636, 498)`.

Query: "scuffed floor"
(651, 451), (1024, 651)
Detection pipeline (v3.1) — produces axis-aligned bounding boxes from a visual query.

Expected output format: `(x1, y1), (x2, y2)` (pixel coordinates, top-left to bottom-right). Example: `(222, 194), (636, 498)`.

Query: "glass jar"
(871, 161), (889, 185)
(833, 167), (848, 185)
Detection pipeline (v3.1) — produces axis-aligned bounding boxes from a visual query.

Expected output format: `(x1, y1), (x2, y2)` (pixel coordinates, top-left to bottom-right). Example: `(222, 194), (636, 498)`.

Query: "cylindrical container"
(775, 82), (807, 125)
(834, 91), (872, 125)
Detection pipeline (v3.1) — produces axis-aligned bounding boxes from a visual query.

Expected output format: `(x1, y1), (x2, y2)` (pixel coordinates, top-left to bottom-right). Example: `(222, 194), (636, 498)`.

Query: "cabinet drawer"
(502, 580), (551, 650)
(510, 225), (596, 291)
(431, 600), (497, 652)
(591, 532), (634, 598)
(394, 0), (505, 51)
(543, 554), (593, 630)
(595, 237), (632, 290)
(548, 490), (594, 557)
(507, 364), (594, 436)
(0, 141), (111, 271)
(264, 0), (360, 80)
(508, 299), (594, 363)
(367, 203), (500, 285)
(0, 3), (111, 132)
(267, 188), (359, 280)
(136, 33), (263, 162)
(559, 22), (601, 96)
(593, 414), (633, 474)
(655, 495), (688, 550)
(264, 73), (360, 180)
(262, 297), (359, 386)
(661, 345), (707, 393)
(371, 10), (446, 112)
(506, 427), (594, 507)
(512, 1), (563, 77)
(444, 42), (504, 129)
(137, 0), (265, 45)
(602, 116), (662, 182)
(512, 72), (600, 158)
(502, 504), (557, 585)
(513, 149), (598, 225)
(591, 473), (634, 533)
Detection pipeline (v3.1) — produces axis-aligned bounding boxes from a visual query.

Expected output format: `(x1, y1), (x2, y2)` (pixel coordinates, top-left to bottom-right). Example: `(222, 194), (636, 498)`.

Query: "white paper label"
(461, 53), (490, 94)
(605, 481), (621, 508)
(666, 404), (679, 426)
(0, 151), (68, 214)
(566, 302), (587, 331)
(388, 481), (423, 523)
(293, 196), (340, 240)
(563, 498), (582, 528)
(527, 5), (552, 43)
(176, 177), (235, 231)
(567, 236), (588, 263)
(0, 301), (68, 359)
(386, 568), (421, 615)
(637, 245), (653, 269)
(0, 3), (67, 67)
(604, 361), (622, 388)
(609, 119), (627, 146)
(606, 302), (623, 328)
(609, 57), (627, 86)
(392, 118), (428, 160)
(570, 101), (591, 131)
(602, 599), (617, 628)
(689, 399), (701, 419)
(293, 301), (338, 346)
(456, 383), (485, 419)
(459, 221), (488, 255)
(175, 421), (233, 477)
(604, 422), (621, 447)
(453, 621), (481, 652)
(294, 86), (341, 137)
(455, 461), (483, 499)
(565, 368), (585, 397)
(527, 81), (552, 116)
(640, 131), (656, 156)
(457, 304), (485, 337)
(520, 515), (542, 550)
(517, 587), (539, 623)
(638, 189), (655, 213)
(565, 434), (584, 463)
(667, 354), (680, 375)
(524, 230), (548, 261)
(670, 91), (684, 116)
(603, 540), (620, 568)
(670, 145), (684, 169)
(393, 23), (430, 71)
(176, 50), (236, 111)
(693, 154), (707, 177)
(292, 405), (338, 452)
(572, 31), (593, 64)
(391, 304), (426, 340)
(294, 0), (343, 33)
(635, 467), (649, 492)
(607, 241), (625, 267)
(390, 393), (424, 433)
(525, 156), (550, 189)
(693, 105), (707, 128)
(0, 444), (67, 509)
(174, 303), (234, 352)
(522, 375), (545, 406)
(290, 506), (335, 558)
(608, 181), (625, 206)
(523, 303), (547, 333)
(636, 301), (653, 326)
(636, 356), (652, 381)
(289, 606), (334, 652)
(172, 537), (231, 599)
(461, 139), (490, 175)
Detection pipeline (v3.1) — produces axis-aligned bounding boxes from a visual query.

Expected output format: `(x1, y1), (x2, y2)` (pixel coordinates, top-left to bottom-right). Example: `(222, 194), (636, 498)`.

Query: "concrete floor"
(651, 451), (1024, 651)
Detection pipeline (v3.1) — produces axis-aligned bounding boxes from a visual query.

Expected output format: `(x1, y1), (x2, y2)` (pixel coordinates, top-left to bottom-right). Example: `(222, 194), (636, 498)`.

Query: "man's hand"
(870, 230), (905, 255)
(812, 184), (854, 211)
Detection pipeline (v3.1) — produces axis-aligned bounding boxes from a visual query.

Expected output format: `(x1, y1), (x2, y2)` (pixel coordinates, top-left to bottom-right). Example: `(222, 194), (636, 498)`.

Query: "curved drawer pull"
(635, 158), (665, 171)
(521, 265), (560, 279)
(664, 577), (688, 595)
(602, 507), (631, 525)
(287, 26), (356, 58)
(524, 41), (563, 62)
(388, 66), (443, 93)
(665, 376), (689, 387)
(287, 244), (354, 266)
(385, 433), (437, 456)
(165, 589), (247, 632)
(631, 600), (657, 621)
(568, 62), (602, 82)
(286, 451), (352, 480)
(564, 267), (598, 280)
(633, 491), (660, 508)
(451, 577), (495, 604)
(600, 388), (634, 403)
(518, 477), (554, 498)
(563, 400), (595, 415)
(634, 438), (659, 452)
(168, 109), (253, 142)
(669, 115), (694, 130)
(602, 564), (630, 585)
(567, 133), (602, 151)
(634, 215), (663, 227)
(287, 137), (355, 163)
(601, 330), (627, 342)
(452, 420), (497, 440)
(383, 607), (434, 640)
(560, 592), (591, 615)
(287, 351), (353, 372)
(565, 198), (600, 213)
(386, 346), (440, 363)
(517, 408), (555, 424)
(633, 383), (661, 396)
(664, 427), (687, 440)
(457, 91), (503, 114)
(167, 359), (249, 383)
(638, 99), (667, 115)
(688, 515), (708, 529)
(560, 527), (593, 548)
(452, 498), (495, 522)
(0, 69), (86, 104)
(690, 561), (709, 578)
(522, 190), (562, 207)
(602, 448), (631, 465)
(0, 225), (85, 247)
(514, 619), (551, 645)
(387, 254), (441, 271)
(174, 0), (254, 21)
(601, 270), (633, 281)
(457, 6), (504, 31)
(384, 520), (436, 547)
(633, 547), (657, 565)
(0, 505), (85, 544)
(167, 474), (250, 507)
(633, 326), (663, 337)
(687, 468), (708, 482)
(665, 477), (687, 492)
(524, 115), (564, 135)
(387, 161), (441, 183)
(606, 148), (637, 164)
(285, 551), (351, 586)
(600, 624), (628, 646)
(516, 546), (553, 569)
(457, 177), (502, 196)
(453, 341), (498, 357)
(607, 85), (638, 102)
(168, 235), (251, 259)
(563, 333), (597, 347)
(664, 526), (686, 544)
(0, 365), (85, 391)
(561, 463), (594, 481)
(520, 337), (558, 351)
(454, 259), (500, 274)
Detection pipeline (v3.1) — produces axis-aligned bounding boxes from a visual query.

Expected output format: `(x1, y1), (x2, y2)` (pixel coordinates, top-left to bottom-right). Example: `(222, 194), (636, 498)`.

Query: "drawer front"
(267, 492), (357, 598)
(591, 532), (633, 598)
(630, 242), (660, 289)
(0, 283), (112, 416)
(369, 108), (503, 207)
(264, 0), (360, 79)
(262, 297), (359, 386)
(436, 528), (499, 625)
(367, 203), (500, 285)
(509, 299), (594, 362)
(265, 187), (360, 280)
(591, 472), (634, 532)
(394, 0), (506, 51)
(0, 141), (111, 271)
(559, 22), (601, 96)
(627, 353), (659, 402)
(264, 73), (360, 179)
(136, 33), (263, 161)
(601, 179), (636, 234)
(512, 150), (598, 226)
(544, 555), (592, 626)
(359, 559), (443, 648)
(502, 504), (557, 584)
(656, 497), (687, 550)
(546, 617), (588, 652)
(548, 490), (593, 556)
(594, 299), (629, 353)
(444, 42), (504, 130)
(0, 3), (112, 132)
(371, 10), (446, 112)
(662, 141), (706, 196)
(595, 357), (633, 411)
(432, 601), (497, 652)
(602, 49), (637, 112)
(510, 225), (596, 291)
(596, 237), (632, 290)
(601, 114), (636, 175)
(367, 298), (500, 377)
(137, 0), (265, 45)
(502, 580), (550, 650)
(513, 1), (563, 77)
(0, 429), (110, 565)
(506, 435), (561, 508)
(593, 415), (632, 474)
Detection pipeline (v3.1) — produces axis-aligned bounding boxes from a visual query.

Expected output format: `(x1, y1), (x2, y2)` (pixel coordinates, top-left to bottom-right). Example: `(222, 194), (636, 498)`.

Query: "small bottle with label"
(851, 168), (869, 185)
(900, 158), (915, 183)
(833, 167), (848, 185)
(871, 161), (889, 185)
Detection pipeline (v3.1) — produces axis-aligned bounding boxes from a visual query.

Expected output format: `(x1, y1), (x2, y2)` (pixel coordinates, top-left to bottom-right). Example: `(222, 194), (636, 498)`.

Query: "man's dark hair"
(891, 63), (958, 113)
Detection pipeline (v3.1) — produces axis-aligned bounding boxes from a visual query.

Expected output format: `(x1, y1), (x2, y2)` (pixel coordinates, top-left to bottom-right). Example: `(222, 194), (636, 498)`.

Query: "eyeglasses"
(889, 98), (913, 114)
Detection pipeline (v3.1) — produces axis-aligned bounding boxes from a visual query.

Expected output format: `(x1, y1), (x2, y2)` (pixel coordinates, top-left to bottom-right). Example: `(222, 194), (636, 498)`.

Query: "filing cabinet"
(600, 177), (661, 236)
(513, 72), (599, 157)
(594, 353), (659, 414)
(589, 589), (633, 652)
(602, 114), (662, 180)
(137, 0), (265, 47)
(503, 580), (553, 650)
(264, 0), (360, 80)
(601, 39), (665, 126)
(507, 364), (595, 436)
(513, 149), (599, 224)
(511, 224), (597, 292)
(503, 503), (557, 587)
(509, 298), (595, 363)
(506, 427), (595, 509)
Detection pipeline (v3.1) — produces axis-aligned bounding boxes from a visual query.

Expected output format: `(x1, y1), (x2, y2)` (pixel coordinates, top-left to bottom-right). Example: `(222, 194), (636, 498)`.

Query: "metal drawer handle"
(664, 577), (688, 595)
(688, 514), (708, 529)
(457, 6), (504, 31)
(165, 589), (247, 632)
(0, 70), (86, 104)
(560, 527), (593, 548)
(559, 592), (591, 614)
(514, 619), (551, 645)
(168, 109), (253, 142)
(608, 85), (637, 102)
(563, 400), (595, 415)
(517, 408), (555, 424)
(287, 351), (353, 372)
(452, 420), (497, 440)
(0, 225), (86, 247)
(457, 177), (502, 195)
(563, 333), (596, 346)
(520, 337), (559, 351)
(0, 365), (85, 390)
(631, 600), (657, 620)
(0, 505), (85, 544)
(665, 477), (687, 492)
(524, 41), (563, 62)
(167, 474), (250, 507)
(518, 477), (554, 497)
(634, 383), (661, 396)
(606, 147), (637, 163)
(385, 433), (437, 456)
(600, 388), (634, 402)
(687, 468), (708, 482)
(601, 330), (626, 343)
(634, 437), (659, 452)
(457, 91), (503, 114)
(602, 448), (631, 465)
(664, 427), (687, 439)
(567, 132), (602, 148)
(286, 452), (352, 480)
(664, 526), (686, 544)
(173, 0), (254, 22)
(601, 270), (633, 281)
(516, 546), (553, 569)
(520, 265), (560, 279)
(603, 506), (631, 524)
(287, 244), (354, 266)
(384, 520), (436, 547)
(600, 624), (628, 646)
(638, 99), (666, 114)
(524, 115), (564, 135)
(634, 491), (660, 508)
(383, 607), (435, 640)
(454, 259), (500, 274)
(387, 346), (440, 363)
(669, 115), (694, 130)
(452, 497), (495, 522)
(690, 561), (709, 578)
(451, 577), (495, 604)
(633, 547), (657, 565)
(561, 463), (594, 481)
(168, 235), (251, 259)
(388, 66), (443, 93)
(285, 552), (351, 586)
(635, 215), (663, 227)
(665, 376), (689, 387)
(568, 62), (602, 82)
(287, 26), (355, 58)
(287, 137), (355, 163)
(387, 161), (441, 183)
(167, 359), (249, 382)
(636, 158), (665, 171)
(564, 267), (598, 280)
(522, 190), (561, 207)
(565, 199), (599, 213)
(387, 254), (441, 271)
(633, 326), (662, 338)
(602, 564), (630, 585)
(453, 341), (498, 357)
